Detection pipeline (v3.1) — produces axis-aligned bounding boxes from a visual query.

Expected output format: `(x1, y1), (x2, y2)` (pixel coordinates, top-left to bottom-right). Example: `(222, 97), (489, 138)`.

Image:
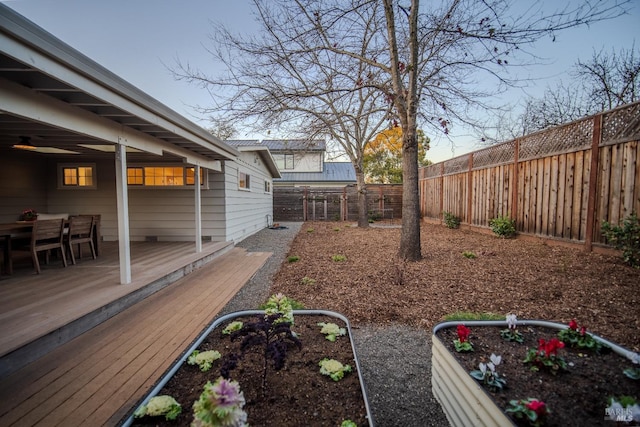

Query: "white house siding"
(42, 157), (228, 242)
(223, 153), (274, 243)
(273, 151), (323, 173)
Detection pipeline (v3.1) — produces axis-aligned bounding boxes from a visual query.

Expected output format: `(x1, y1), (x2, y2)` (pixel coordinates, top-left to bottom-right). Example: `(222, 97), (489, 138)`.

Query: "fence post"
(467, 153), (473, 225)
(512, 139), (520, 226)
(303, 187), (308, 221)
(439, 163), (445, 222)
(584, 114), (603, 252)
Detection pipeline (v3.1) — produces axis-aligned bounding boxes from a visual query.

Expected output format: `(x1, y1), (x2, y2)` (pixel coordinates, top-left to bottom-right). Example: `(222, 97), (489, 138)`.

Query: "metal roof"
(277, 162), (356, 183)
(259, 139), (326, 151)
(0, 4), (239, 163)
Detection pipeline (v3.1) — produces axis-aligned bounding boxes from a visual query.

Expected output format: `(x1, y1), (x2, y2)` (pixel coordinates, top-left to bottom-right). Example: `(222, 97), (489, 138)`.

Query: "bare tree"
(577, 44), (640, 111)
(174, 0), (629, 261)
(173, 1), (393, 227)
(482, 44), (640, 141)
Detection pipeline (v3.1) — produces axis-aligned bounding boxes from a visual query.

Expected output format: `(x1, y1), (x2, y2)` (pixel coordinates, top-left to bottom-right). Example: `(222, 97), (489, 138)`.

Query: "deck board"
(0, 247), (270, 426)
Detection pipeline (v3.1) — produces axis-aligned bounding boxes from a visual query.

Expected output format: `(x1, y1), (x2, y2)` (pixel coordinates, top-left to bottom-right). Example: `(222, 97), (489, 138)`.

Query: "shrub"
(287, 255), (300, 263)
(601, 213), (640, 268)
(489, 215), (516, 238)
(301, 276), (316, 285)
(443, 211), (461, 229)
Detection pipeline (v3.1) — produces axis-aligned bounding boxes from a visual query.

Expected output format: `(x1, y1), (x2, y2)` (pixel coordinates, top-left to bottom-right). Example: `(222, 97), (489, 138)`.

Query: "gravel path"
(218, 223), (450, 427)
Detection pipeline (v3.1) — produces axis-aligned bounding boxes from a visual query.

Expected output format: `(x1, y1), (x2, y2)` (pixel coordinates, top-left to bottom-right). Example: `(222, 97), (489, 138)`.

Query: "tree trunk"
(398, 128), (422, 260)
(356, 170), (369, 228)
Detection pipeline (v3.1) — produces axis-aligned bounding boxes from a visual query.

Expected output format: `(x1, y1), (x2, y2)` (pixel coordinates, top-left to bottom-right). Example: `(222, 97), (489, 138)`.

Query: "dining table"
(0, 217), (101, 275)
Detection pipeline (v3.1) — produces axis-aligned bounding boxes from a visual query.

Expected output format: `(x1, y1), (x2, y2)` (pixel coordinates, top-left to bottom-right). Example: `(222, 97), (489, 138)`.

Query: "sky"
(2, 0), (639, 163)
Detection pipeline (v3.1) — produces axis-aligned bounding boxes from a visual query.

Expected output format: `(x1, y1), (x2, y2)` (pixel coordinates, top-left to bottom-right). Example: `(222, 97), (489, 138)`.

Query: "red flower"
(568, 319), (578, 331)
(457, 324), (470, 343)
(580, 326), (587, 336)
(538, 338), (564, 357)
(526, 399), (548, 416)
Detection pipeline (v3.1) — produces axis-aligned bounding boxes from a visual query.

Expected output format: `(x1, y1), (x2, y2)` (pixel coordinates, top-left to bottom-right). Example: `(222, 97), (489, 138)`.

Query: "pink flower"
(457, 324), (470, 343)
(526, 399), (548, 416)
(568, 319), (578, 331)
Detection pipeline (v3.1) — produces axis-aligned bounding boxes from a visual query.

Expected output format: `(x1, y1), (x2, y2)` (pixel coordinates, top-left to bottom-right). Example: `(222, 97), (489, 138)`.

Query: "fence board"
(418, 101), (640, 251)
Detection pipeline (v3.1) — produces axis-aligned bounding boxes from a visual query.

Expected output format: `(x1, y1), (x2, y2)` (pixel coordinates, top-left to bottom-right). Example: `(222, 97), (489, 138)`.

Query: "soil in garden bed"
(132, 314), (370, 427)
(437, 325), (640, 427)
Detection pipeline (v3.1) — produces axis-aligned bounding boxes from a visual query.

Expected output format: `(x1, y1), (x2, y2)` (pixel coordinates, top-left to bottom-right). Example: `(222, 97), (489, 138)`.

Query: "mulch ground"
(271, 221), (639, 352)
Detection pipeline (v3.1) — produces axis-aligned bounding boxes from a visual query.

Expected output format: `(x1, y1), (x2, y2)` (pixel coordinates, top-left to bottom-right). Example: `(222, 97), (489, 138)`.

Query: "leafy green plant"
(133, 395), (182, 421)
(301, 276), (316, 285)
(462, 251), (476, 259)
(624, 366), (640, 380)
(489, 215), (516, 238)
(317, 322), (346, 342)
(453, 324), (474, 352)
(557, 319), (602, 352)
(601, 213), (640, 268)
(192, 377), (248, 427)
(443, 211), (461, 229)
(287, 255), (300, 263)
(341, 420), (357, 427)
(524, 337), (567, 374)
(319, 358), (352, 381)
(505, 398), (550, 427)
(221, 313), (302, 396)
(332, 254), (347, 262)
(469, 353), (507, 391)
(222, 321), (243, 335)
(259, 293), (303, 324)
(500, 314), (524, 343)
(443, 311), (503, 321)
(187, 349), (222, 372)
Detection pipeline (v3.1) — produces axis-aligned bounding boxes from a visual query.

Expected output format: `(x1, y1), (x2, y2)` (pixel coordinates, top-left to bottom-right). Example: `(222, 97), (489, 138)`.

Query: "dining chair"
(30, 218), (67, 274)
(66, 215), (96, 265)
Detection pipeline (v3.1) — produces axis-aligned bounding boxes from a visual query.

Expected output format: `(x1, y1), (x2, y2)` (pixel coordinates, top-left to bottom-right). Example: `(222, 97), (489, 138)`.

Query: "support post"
(585, 114), (603, 252)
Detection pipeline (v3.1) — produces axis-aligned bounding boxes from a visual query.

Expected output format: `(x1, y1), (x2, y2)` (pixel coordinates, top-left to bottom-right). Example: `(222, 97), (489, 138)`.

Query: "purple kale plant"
(220, 313), (302, 397)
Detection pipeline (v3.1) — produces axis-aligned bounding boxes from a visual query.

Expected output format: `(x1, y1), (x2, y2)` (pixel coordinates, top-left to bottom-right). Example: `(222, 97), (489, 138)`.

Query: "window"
(284, 154), (294, 170)
(264, 180), (271, 193)
(239, 172), (250, 190)
(58, 164), (96, 189)
(274, 153), (295, 170)
(126, 166), (205, 187)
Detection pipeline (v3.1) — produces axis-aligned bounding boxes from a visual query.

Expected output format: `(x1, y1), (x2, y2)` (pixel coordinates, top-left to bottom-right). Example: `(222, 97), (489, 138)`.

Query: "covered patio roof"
(0, 3), (238, 166)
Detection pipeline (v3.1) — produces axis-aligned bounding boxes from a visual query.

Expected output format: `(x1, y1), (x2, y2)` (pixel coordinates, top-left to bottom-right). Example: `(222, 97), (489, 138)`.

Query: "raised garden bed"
(432, 320), (639, 427)
(124, 310), (373, 426)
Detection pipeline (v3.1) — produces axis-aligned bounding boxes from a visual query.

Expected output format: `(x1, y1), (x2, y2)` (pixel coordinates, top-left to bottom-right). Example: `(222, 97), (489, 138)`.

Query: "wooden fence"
(419, 101), (640, 250)
(273, 184), (403, 222)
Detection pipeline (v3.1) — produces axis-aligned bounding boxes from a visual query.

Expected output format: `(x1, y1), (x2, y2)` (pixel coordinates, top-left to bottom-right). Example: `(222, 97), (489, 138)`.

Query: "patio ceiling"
(0, 4), (239, 165)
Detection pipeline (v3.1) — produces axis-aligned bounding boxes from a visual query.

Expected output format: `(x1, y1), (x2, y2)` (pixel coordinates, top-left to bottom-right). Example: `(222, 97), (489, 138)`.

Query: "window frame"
(57, 163), (97, 189)
(238, 171), (251, 191)
(126, 164), (208, 189)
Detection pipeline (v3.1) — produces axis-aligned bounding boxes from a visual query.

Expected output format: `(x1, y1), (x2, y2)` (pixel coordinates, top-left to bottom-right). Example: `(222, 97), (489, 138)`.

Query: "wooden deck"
(0, 241), (271, 426)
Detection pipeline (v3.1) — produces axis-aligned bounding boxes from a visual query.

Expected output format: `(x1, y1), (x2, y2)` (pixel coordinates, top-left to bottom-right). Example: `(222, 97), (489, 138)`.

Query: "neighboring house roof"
(232, 145), (281, 179)
(260, 139), (326, 151)
(277, 162), (356, 184)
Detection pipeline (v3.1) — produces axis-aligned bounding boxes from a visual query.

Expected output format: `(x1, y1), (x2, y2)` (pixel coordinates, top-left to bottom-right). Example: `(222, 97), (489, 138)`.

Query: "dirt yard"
(271, 221), (639, 352)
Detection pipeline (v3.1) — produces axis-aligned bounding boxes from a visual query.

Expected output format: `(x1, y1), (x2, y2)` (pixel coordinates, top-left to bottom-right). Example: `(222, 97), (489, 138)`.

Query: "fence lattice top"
(421, 101), (640, 176)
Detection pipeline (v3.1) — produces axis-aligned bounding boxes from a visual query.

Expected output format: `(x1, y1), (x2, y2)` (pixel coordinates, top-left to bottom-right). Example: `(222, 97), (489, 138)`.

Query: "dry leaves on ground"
(271, 221), (639, 351)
